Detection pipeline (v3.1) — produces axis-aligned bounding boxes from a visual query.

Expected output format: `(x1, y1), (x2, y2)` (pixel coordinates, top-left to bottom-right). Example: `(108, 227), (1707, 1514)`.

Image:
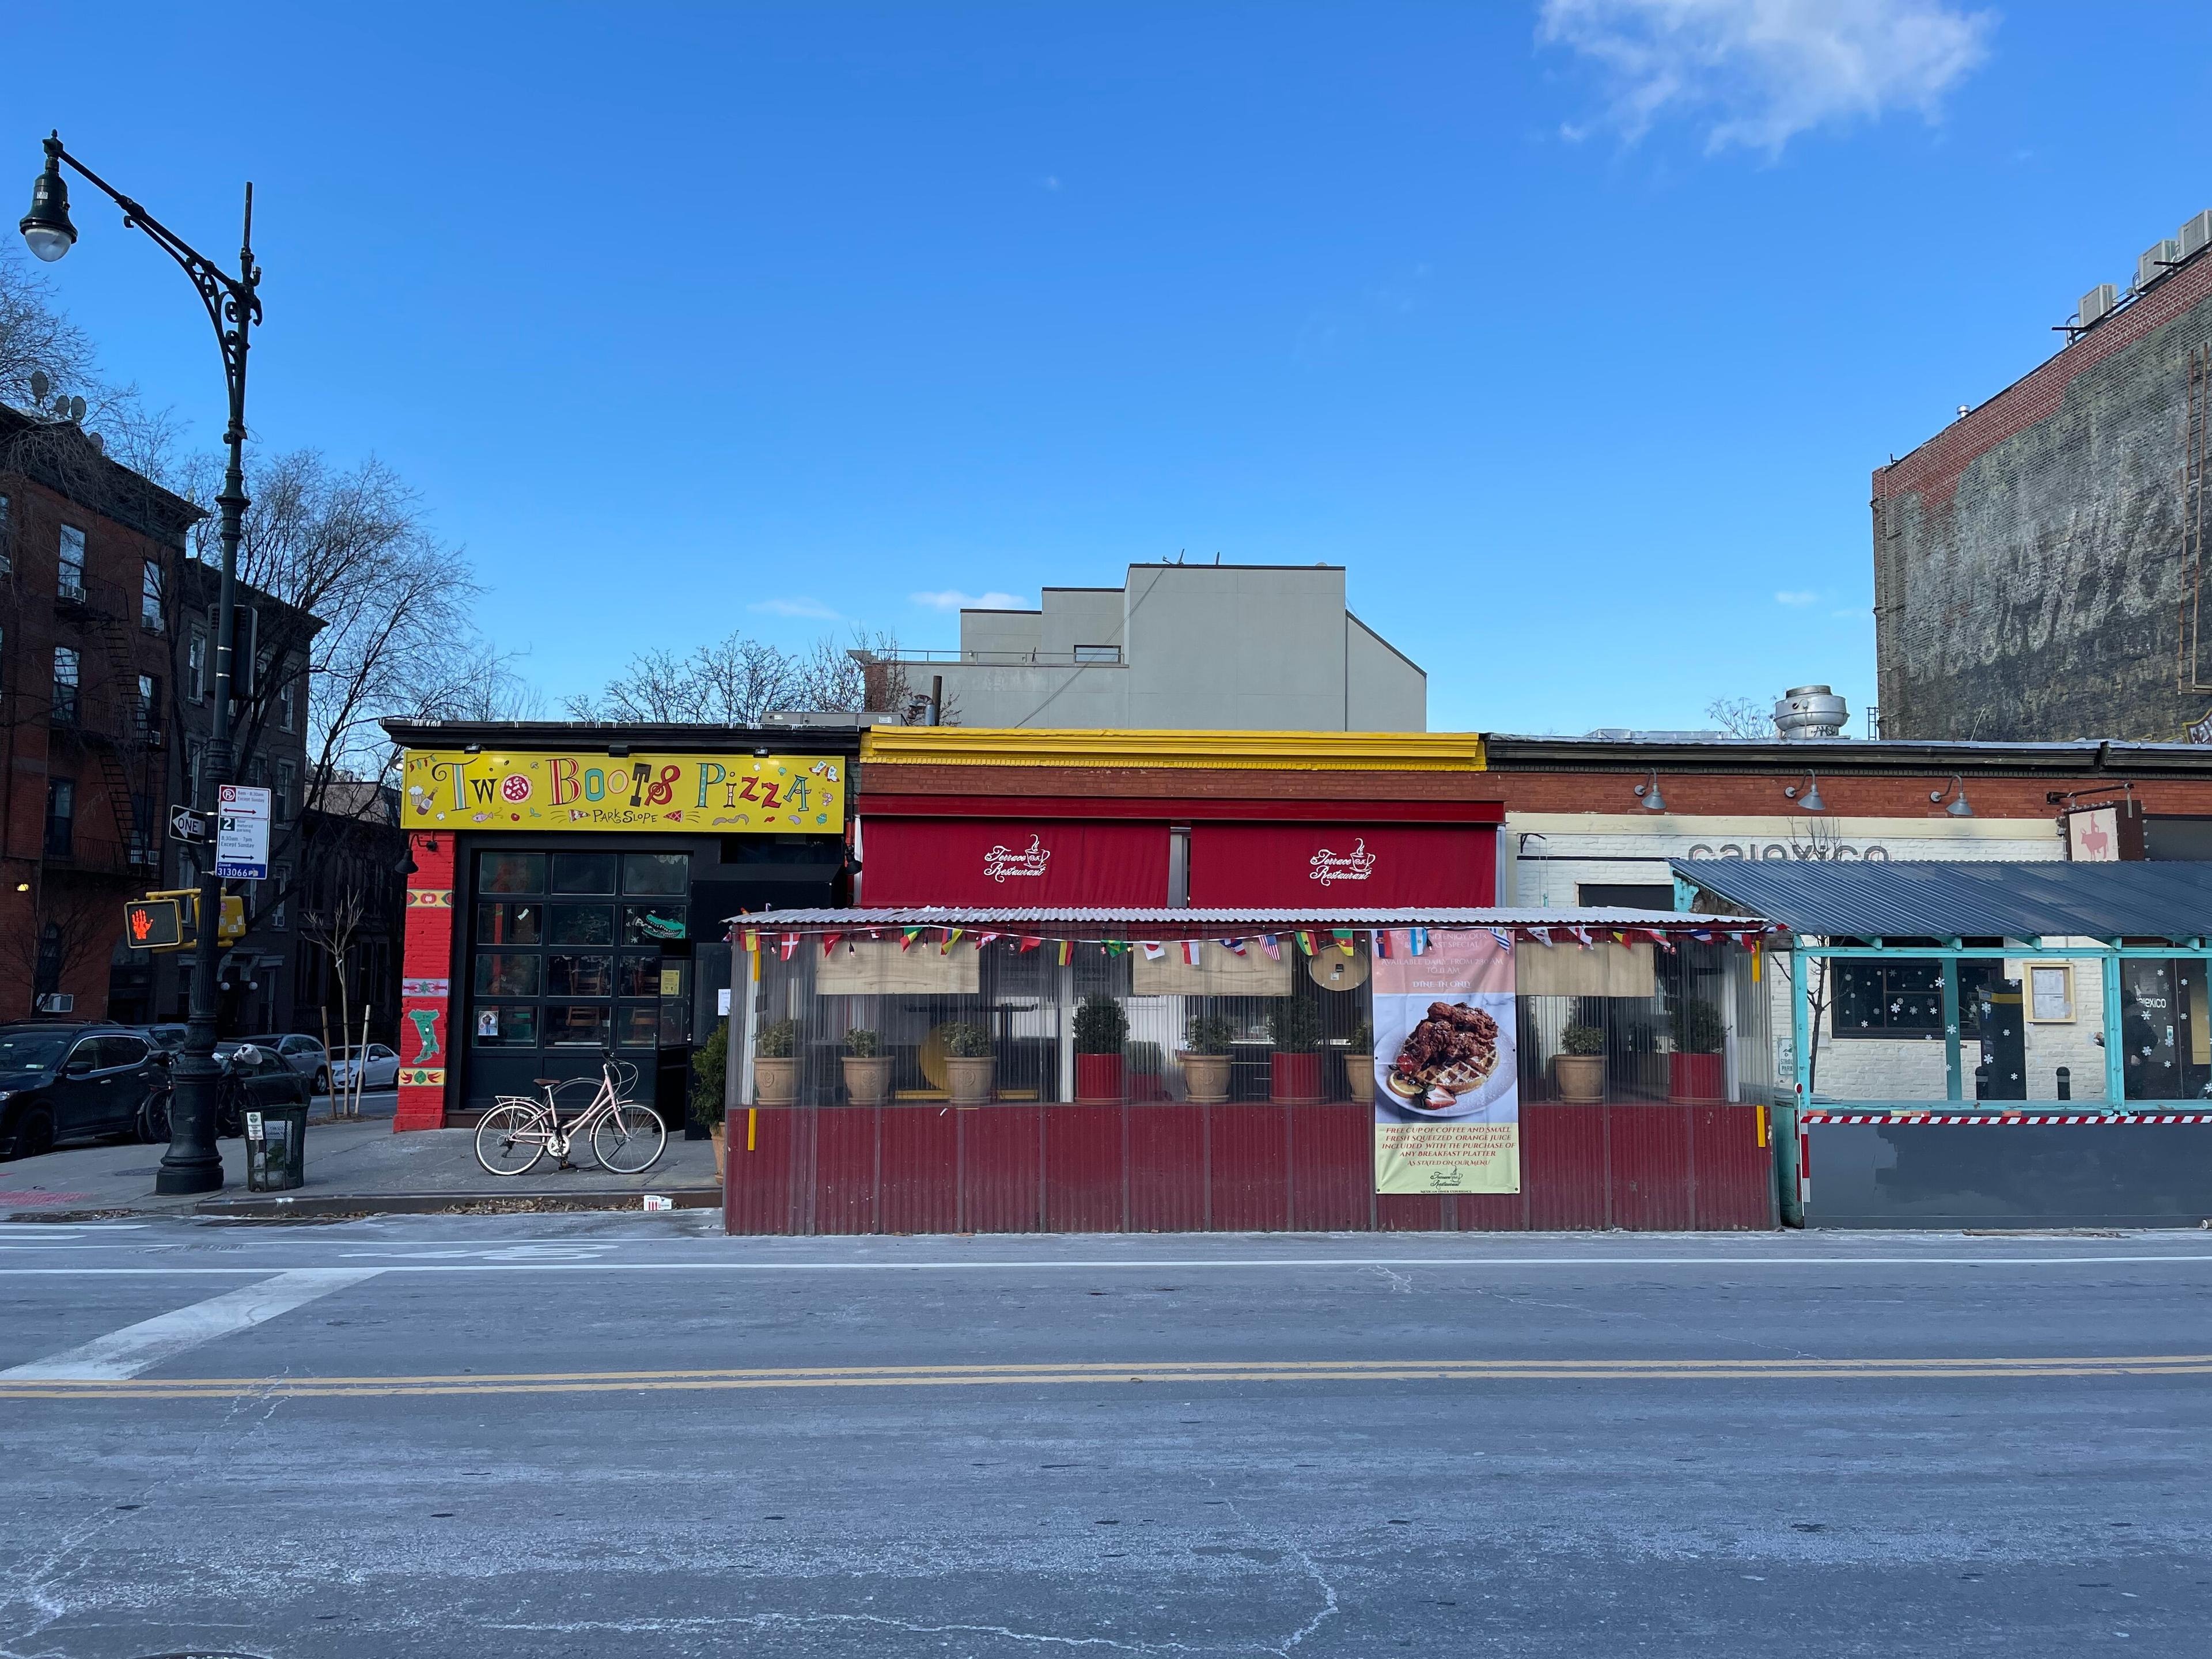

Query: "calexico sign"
(400, 749), (846, 835)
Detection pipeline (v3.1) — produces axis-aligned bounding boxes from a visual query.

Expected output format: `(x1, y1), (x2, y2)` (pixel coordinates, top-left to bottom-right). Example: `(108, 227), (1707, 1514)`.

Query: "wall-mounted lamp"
(606, 744), (631, 758)
(463, 743), (482, 756)
(1784, 771), (1827, 813)
(753, 745), (771, 759)
(1633, 771), (1666, 812)
(1932, 775), (1974, 817)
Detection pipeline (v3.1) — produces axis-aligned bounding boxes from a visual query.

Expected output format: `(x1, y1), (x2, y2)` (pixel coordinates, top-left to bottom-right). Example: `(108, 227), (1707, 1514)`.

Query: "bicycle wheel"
(475, 1101), (548, 1177)
(590, 1103), (666, 1174)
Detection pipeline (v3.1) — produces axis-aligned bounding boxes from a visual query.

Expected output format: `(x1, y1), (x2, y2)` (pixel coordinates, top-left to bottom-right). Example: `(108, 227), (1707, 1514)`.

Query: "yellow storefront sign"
(400, 749), (846, 836)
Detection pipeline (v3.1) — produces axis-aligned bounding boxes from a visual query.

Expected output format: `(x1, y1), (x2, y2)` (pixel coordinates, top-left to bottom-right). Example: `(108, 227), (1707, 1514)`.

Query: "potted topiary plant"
(1073, 994), (1128, 1103)
(842, 1027), (891, 1106)
(1668, 998), (1728, 1104)
(1345, 1019), (1375, 1105)
(1179, 1012), (1236, 1103)
(754, 1017), (798, 1106)
(1267, 997), (1324, 1104)
(1554, 1022), (1605, 1103)
(690, 1020), (729, 1180)
(941, 1021), (995, 1105)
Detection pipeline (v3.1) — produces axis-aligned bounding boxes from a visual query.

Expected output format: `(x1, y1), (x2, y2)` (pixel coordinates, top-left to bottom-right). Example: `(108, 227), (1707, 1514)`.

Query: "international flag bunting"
(1180, 940), (1203, 966)
(900, 927), (923, 952)
(940, 928), (964, 955)
(1373, 929), (1395, 959)
(1293, 930), (1317, 956)
(1054, 940), (1074, 966)
(778, 933), (800, 961)
(1413, 928), (1433, 956)
(1018, 936), (1043, 953)
(1218, 938), (1247, 957)
(820, 932), (843, 957)
(1104, 940), (1130, 956)
(1488, 929), (1513, 954)
(1257, 934), (1281, 961)
(1690, 929), (1716, 943)
(975, 931), (1002, 948)
(1609, 929), (1630, 947)
(1332, 929), (1356, 957)
(1528, 926), (1554, 946)
(1141, 941), (1166, 960)
(1568, 926), (1594, 948)
(1654, 931), (1677, 952)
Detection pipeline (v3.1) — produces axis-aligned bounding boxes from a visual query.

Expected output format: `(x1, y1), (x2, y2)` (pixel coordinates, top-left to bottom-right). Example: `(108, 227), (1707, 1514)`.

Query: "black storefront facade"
(383, 721), (858, 1131)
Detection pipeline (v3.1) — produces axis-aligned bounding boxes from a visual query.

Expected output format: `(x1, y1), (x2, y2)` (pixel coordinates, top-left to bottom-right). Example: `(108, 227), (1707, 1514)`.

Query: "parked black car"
(138, 1041), (313, 1143)
(0, 1024), (165, 1160)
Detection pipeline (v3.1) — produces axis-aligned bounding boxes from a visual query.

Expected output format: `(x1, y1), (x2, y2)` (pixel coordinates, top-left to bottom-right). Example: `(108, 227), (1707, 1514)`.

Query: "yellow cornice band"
(859, 728), (1486, 772)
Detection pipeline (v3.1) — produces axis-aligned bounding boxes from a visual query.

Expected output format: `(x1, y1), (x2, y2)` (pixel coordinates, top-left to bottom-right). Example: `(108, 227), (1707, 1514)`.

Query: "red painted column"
(395, 831), (456, 1131)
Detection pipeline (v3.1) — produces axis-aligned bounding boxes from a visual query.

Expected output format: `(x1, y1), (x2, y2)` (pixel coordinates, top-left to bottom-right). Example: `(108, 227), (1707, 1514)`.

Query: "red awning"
(1189, 822), (1494, 907)
(861, 817), (1168, 907)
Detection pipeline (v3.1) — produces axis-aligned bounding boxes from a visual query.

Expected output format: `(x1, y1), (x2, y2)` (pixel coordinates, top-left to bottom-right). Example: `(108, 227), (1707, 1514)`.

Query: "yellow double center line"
(5, 1354), (2209, 1400)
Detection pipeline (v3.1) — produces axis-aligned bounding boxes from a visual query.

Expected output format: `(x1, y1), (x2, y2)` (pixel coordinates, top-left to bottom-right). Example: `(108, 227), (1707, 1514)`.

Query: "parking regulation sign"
(215, 784), (272, 881)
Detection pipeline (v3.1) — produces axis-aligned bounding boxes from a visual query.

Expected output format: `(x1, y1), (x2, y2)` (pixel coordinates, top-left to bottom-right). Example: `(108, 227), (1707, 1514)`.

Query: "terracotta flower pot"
(709, 1122), (726, 1182)
(842, 1054), (893, 1106)
(1179, 1051), (1231, 1104)
(754, 1055), (797, 1106)
(1270, 1051), (1323, 1105)
(1668, 1051), (1726, 1105)
(1346, 1056), (1375, 1105)
(1074, 1052), (1125, 1104)
(1553, 1054), (1604, 1103)
(946, 1055), (996, 1106)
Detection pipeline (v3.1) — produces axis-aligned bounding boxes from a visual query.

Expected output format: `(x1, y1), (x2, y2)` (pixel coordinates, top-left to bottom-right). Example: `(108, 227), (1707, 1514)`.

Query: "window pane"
(616, 955), (661, 997)
(615, 1003), (660, 1048)
(474, 1004), (539, 1047)
(552, 851), (617, 893)
(622, 853), (690, 895)
(473, 953), (541, 997)
(476, 851), (545, 895)
(475, 902), (543, 945)
(624, 904), (687, 944)
(548, 953), (613, 996)
(545, 1005), (610, 1047)
(548, 903), (615, 945)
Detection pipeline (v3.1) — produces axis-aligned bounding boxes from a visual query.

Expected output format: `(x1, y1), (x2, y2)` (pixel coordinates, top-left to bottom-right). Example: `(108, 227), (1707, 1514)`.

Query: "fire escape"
(49, 570), (164, 880)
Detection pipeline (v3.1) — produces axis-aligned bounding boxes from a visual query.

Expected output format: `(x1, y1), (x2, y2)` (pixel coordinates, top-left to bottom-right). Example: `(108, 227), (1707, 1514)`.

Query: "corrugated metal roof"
(1668, 859), (2212, 941)
(727, 906), (1749, 930)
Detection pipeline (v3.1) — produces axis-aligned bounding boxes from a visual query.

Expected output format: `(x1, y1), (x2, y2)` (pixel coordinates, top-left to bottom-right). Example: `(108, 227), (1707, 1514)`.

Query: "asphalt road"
(1, 1220), (2208, 1658)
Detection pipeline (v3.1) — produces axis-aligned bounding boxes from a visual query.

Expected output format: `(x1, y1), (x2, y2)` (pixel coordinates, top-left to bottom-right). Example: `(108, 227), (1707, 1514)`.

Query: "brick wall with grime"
(1874, 249), (2212, 743)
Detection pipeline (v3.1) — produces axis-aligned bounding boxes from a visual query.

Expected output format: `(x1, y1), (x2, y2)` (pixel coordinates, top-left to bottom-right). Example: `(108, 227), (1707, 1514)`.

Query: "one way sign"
(169, 804), (211, 844)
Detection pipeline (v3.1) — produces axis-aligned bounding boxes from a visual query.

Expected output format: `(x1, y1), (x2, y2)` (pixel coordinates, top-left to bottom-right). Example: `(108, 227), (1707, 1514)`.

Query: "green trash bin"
(244, 1101), (308, 1192)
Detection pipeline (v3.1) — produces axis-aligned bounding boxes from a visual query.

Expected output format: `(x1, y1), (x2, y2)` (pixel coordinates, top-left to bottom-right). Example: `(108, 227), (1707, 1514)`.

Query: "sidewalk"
(0, 1116), (720, 1221)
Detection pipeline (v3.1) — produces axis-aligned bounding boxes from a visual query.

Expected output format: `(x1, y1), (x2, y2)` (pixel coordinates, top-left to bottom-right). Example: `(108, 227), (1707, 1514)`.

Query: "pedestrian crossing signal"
(123, 897), (184, 950)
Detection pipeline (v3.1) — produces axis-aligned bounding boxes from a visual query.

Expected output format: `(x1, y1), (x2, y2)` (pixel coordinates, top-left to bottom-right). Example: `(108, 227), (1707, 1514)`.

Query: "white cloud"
(1774, 589), (1821, 606)
(1041, 174), (1062, 191)
(910, 589), (1032, 612)
(749, 596), (842, 620)
(1537, 0), (1995, 154)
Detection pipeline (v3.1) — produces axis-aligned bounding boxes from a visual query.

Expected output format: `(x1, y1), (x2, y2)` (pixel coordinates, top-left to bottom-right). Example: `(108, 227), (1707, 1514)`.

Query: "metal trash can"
(244, 1102), (308, 1192)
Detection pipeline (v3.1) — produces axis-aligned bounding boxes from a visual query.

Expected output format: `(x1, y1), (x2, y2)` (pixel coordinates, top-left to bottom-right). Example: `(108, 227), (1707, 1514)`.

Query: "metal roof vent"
(2080, 283), (2119, 328)
(1772, 685), (1848, 740)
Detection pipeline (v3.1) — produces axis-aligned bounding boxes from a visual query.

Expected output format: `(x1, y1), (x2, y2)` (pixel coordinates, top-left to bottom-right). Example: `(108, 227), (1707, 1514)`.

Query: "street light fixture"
(21, 130), (262, 1196)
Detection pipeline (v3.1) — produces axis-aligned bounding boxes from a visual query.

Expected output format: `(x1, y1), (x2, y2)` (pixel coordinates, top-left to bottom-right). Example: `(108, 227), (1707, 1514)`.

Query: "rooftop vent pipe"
(1772, 685), (1848, 740)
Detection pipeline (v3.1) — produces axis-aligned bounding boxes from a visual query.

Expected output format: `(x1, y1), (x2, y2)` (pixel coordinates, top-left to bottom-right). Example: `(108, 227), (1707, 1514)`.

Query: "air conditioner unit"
(56, 578), (85, 604)
(2182, 211), (2212, 260)
(35, 993), (74, 1014)
(2080, 283), (2119, 327)
(2136, 239), (2181, 292)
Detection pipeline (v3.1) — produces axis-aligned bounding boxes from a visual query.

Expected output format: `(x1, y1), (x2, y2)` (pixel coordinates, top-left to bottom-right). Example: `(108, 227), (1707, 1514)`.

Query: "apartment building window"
(276, 661), (296, 732)
(57, 525), (85, 601)
(0, 493), (12, 573)
(138, 674), (161, 744)
(187, 627), (207, 703)
(51, 646), (79, 724)
(43, 778), (73, 858)
(275, 760), (296, 824)
(187, 738), (207, 801)
(271, 862), (291, 931)
(141, 560), (164, 631)
(130, 791), (157, 865)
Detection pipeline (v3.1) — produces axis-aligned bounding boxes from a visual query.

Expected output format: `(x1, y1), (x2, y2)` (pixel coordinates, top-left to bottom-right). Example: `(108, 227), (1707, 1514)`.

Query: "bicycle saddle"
(533, 1077), (560, 1086)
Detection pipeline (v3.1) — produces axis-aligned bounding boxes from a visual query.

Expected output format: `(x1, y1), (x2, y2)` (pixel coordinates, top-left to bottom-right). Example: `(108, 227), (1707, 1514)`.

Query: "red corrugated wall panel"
(963, 1105), (1043, 1233)
(1524, 1104), (1609, 1230)
(812, 1107), (878, 1235)
(1608, 1105), (1694, 1230)
(1127, 1104), (1207, 1231)
(1454, 1191), (1528, 1232)
(1691, 1105), (1778, 1229)
(1376, 1194), (1452, 1230)
(724, 1107), (801, 1235)
(1043, 1105), (1125, 1232)
(879, 1107), (961, 1234)
(1209, 1104), (1291, 1231)
(1290, 1104), (1370, 1231)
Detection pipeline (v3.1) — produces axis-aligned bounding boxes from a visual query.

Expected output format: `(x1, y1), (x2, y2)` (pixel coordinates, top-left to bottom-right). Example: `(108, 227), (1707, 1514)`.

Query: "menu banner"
(1372, 928), (1520, 1195)
(400, 749), (845, 835)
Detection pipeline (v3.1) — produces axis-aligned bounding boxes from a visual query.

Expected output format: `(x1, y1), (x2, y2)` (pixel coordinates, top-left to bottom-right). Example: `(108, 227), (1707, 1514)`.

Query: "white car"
(328, 1043), (401, 1093)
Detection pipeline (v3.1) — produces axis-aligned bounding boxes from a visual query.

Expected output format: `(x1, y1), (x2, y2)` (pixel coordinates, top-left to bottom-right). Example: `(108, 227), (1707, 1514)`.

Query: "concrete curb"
(192, 1188), (724, 1219)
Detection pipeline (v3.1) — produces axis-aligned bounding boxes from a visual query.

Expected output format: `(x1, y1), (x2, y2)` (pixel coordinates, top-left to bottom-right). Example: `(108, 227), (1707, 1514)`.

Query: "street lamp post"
(21, 132), (261, 1195)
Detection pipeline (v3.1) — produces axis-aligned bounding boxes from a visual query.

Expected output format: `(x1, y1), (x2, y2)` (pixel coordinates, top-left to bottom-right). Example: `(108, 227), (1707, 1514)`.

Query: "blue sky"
(6, 2), (2211, 734)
